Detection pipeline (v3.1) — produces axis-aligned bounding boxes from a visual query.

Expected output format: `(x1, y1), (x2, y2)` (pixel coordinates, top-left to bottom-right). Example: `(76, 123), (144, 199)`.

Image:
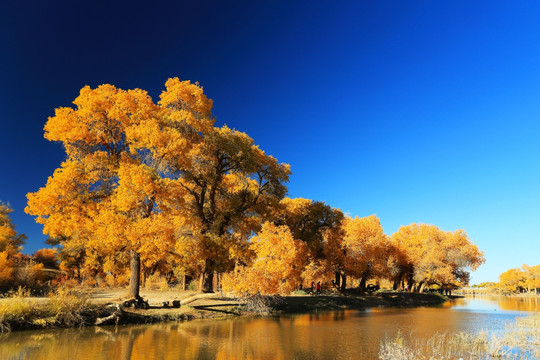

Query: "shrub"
(33, 248), (59, 269)
(81, 277), (97, 288)
(0, 251), (14, 288)
(188, 279), (198, 291)
(145, 274), (170, 291)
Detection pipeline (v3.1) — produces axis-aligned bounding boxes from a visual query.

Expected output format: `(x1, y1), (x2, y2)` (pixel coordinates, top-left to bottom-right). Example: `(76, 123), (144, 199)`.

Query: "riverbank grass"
(0, 287), (91, 331)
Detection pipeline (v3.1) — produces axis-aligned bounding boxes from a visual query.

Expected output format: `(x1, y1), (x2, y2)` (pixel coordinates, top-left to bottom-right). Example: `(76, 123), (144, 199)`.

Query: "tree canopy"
(22, 77), (486, 298)
(0, 202), (26, 254)
(25, 78), (291, 296)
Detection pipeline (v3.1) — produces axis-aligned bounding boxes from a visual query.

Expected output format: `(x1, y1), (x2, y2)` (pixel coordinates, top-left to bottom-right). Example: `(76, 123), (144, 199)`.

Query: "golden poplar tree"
(26, 80), (205, 300)
(391, 223), (484, 293)
(498, 267), (527, 293)
(274, 198), (345, 290)
(522, 264), (540, 293)
(26, 77), (291, 296)
(156, 111), (290, 292)
(342, 215), (390, 291)
(0, 201), (26, 254)
(222, 222), (307, 295)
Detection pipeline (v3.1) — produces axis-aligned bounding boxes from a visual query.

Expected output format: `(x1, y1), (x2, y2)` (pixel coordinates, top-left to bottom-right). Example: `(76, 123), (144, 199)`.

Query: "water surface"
(1, 295), (538, 360)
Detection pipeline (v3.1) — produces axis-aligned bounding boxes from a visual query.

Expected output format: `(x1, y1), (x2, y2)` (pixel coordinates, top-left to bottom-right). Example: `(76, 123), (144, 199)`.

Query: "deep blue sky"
(1, 1), (539, 284)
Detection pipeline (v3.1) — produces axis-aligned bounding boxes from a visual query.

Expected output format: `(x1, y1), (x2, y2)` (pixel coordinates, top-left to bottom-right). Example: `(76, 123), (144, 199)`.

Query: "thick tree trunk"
(418, 281), (426, 293)
(213, 271), (219, 292)
(201, 259), (215, 293)
(340, 274), (347, 292)
(393, 272), (404, 290)
(183, 275), (189, 291)
(407, 274), (415, 292)
(359, 277), (367, 293)
(335, 271), (341, 288)
(129, 250), (142, 300)
(393, 275), (404, 291)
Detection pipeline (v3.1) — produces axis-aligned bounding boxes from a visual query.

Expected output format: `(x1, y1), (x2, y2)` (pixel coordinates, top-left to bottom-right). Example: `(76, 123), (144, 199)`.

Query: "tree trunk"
(335, 271), (341, 288)
(129, 250), (142, 300)
(213, 271), (218, 292)
(359, 277), (367, 293)
(408, 281), (415, 293)
(407, 274), (415, 292)
(201, 259), (215, 293)
(393, 272), (404, 290)
(418, 281), (426, 293)
(340, 274), (347, 292)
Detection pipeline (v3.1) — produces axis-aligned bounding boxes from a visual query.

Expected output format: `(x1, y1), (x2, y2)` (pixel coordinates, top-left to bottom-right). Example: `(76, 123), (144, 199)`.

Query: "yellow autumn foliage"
(0, 251), (14, 287)
(222, 223), (307, 296)
(0, 202), (26, 254)
(391, 223), (484, 291)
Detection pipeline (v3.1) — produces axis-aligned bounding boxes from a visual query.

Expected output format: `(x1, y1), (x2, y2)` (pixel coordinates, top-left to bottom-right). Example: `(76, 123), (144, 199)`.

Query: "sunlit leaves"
(391, 223), (485, 290)
(497, 264), (540, 293)
(343, 215), (390, 285)
(0, 202), (26, 254)
(222, 222), (307, 295)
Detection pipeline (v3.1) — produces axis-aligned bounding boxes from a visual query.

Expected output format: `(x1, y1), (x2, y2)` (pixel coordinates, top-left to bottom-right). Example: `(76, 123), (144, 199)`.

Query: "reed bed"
(379, 314), (540, 359)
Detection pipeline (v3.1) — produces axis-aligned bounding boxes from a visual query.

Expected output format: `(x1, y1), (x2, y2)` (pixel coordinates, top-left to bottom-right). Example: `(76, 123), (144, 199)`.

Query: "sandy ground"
(87, 287), (198, 305)
(0, 287), (239, 311)
(86, 287), (242, 310)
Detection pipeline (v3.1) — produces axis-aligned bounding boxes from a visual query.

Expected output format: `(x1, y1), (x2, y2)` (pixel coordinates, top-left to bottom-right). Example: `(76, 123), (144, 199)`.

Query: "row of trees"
(0, 202), (60, 289)
(19, 78), (484, 299)
(222, 215), (485, 295)
(496, 265), (540, 294)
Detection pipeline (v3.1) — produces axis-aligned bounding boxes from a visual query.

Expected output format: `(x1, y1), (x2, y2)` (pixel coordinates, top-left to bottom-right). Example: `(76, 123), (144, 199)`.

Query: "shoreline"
(0, 291), (449, 333)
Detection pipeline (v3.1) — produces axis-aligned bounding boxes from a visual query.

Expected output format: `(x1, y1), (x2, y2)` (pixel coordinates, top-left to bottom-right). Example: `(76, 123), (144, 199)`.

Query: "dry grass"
(145, 274), (171, 291)
(379, 314), (540, 359)
(46, 287), (89, 327)
(0, 287), (36, 319)
(0, 287), (90, 332)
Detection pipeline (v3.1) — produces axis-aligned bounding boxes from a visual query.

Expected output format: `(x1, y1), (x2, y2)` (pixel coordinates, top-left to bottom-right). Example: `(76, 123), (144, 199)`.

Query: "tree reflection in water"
(0, 296), (536, 360)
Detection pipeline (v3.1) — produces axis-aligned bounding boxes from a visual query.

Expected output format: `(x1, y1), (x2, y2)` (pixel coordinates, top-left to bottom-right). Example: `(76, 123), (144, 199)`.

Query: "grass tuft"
(46, 287), (89, 327)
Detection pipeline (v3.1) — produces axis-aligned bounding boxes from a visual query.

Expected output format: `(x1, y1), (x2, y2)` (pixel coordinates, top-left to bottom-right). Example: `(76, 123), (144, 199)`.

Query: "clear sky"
(1, 1), (539, 284)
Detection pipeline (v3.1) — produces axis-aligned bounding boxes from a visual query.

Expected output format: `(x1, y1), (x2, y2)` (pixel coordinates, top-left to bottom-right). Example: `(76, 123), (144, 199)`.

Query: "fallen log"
(95, 305), (122, 326)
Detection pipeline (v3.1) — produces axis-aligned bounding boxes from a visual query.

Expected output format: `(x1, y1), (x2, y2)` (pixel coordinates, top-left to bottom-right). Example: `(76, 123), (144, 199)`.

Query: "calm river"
(1, 296), (538, 360)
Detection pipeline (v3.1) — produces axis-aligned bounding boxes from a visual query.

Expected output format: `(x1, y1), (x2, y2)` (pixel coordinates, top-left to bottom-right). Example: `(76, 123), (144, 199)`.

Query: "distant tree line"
(493, 265), (540, 294)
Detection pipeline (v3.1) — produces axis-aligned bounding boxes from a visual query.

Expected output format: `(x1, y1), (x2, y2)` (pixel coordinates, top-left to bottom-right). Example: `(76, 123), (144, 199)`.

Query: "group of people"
(310, 281), (322, 294)
(299, 280), (322, 294)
